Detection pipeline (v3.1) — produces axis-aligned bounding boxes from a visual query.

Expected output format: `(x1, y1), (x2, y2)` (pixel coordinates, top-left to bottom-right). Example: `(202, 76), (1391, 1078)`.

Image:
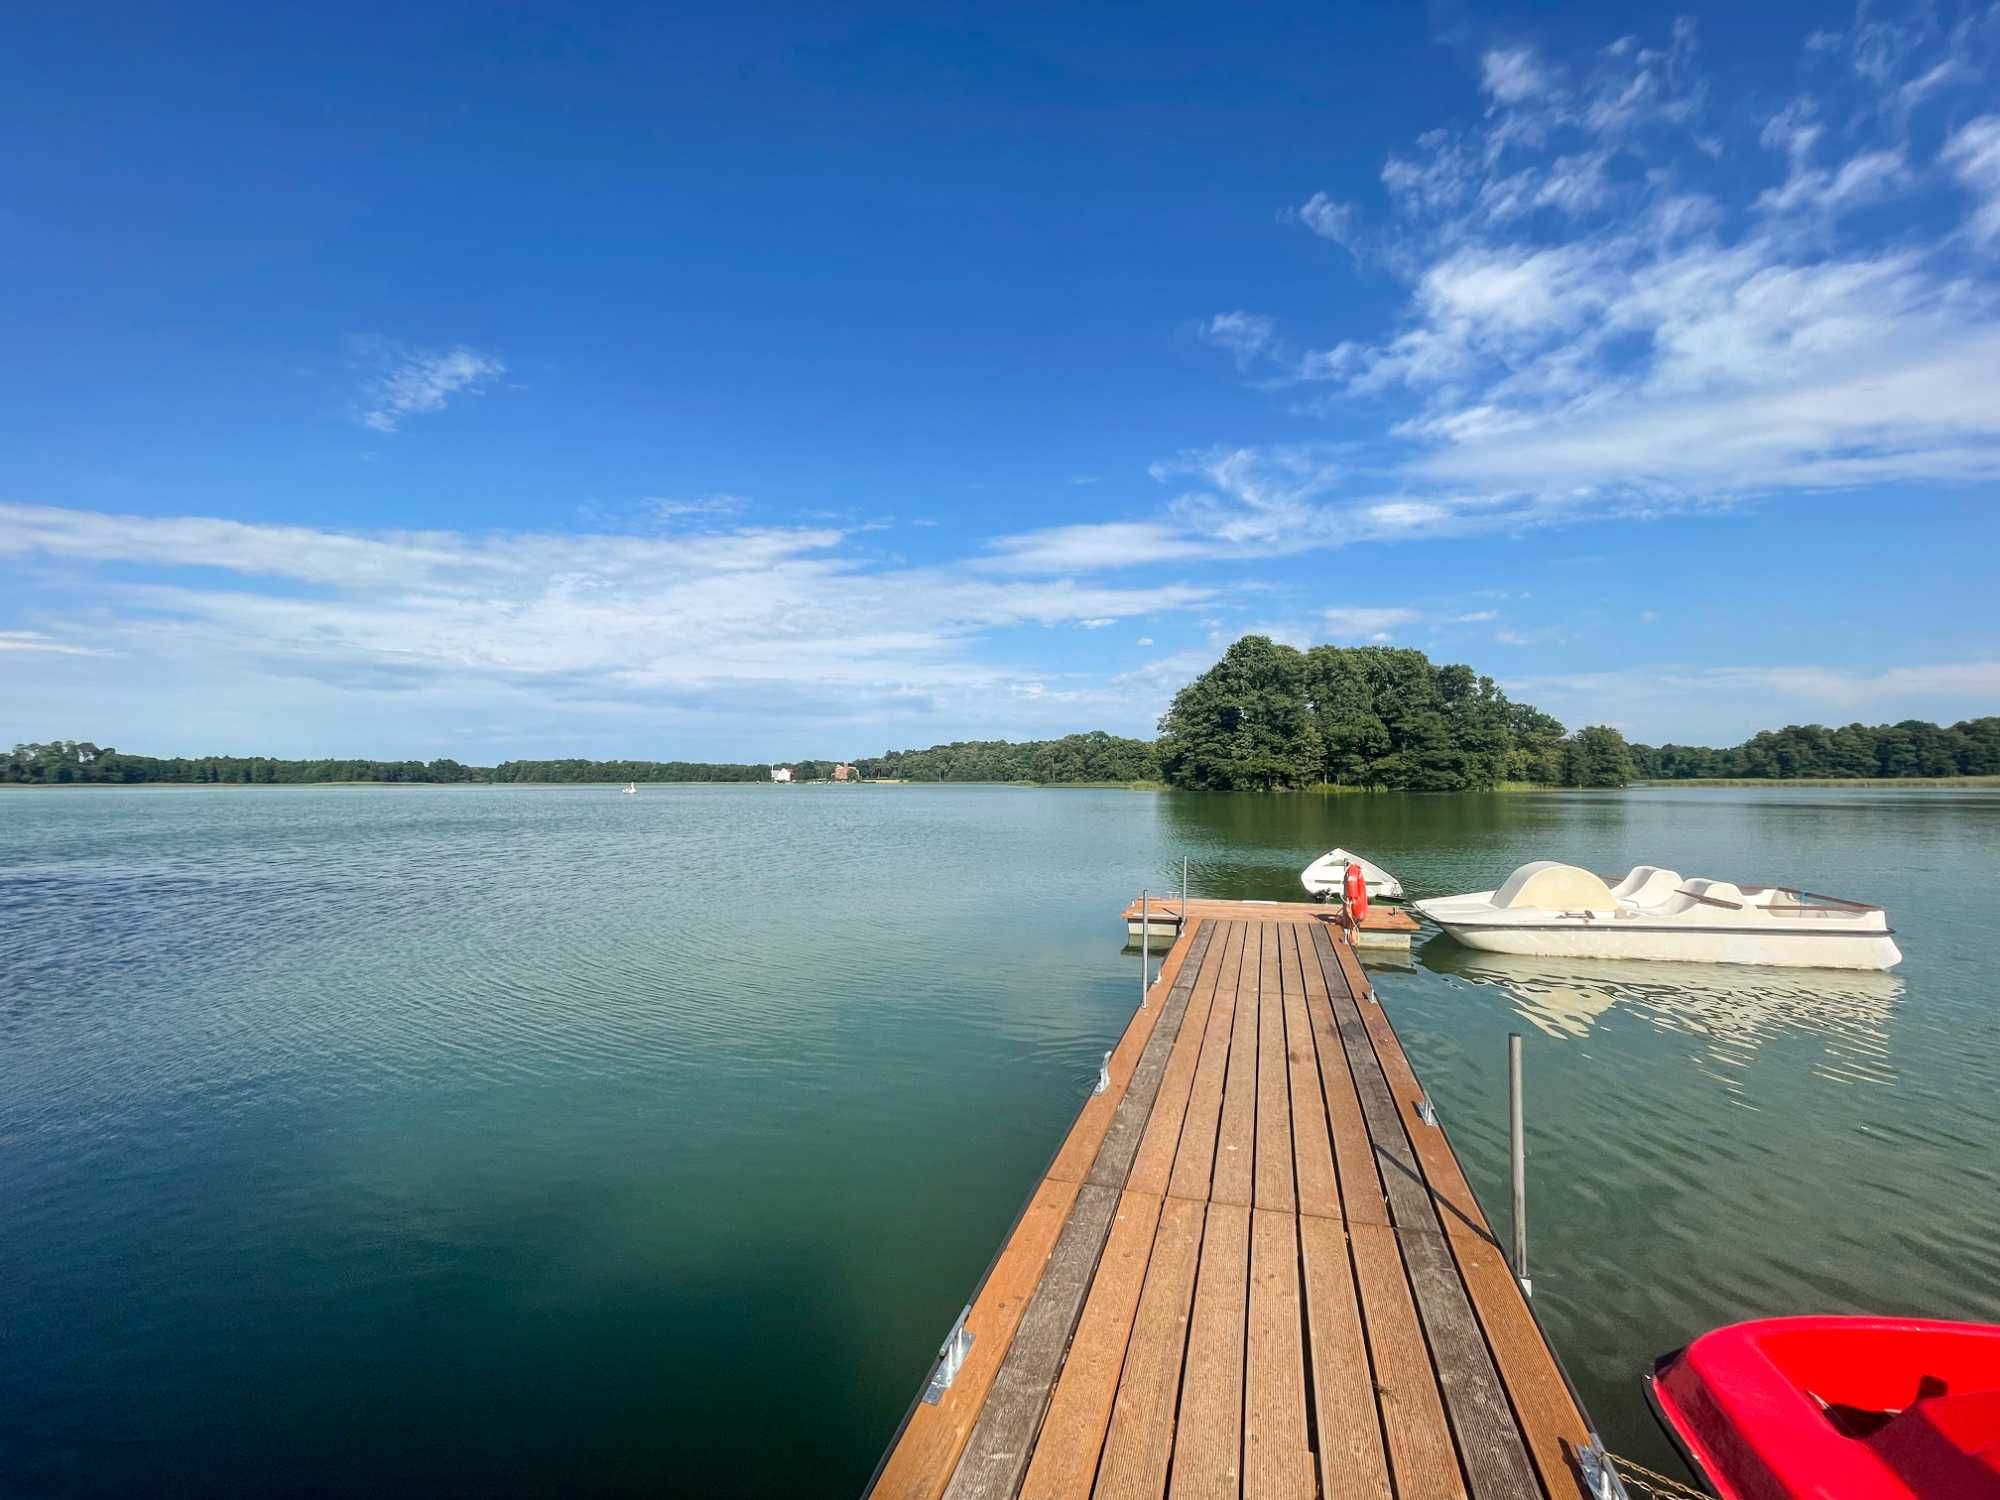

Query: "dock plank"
(1166, 1199), (1248, 1500)
(1129, 924), (1232, 1198)
(1299, 1215), (1393, 1500)
(1208, 925), (1260, 1208)
(1018, 1189), (1165, 1500)
(1245, 1207), (1313, 1499)
(1166, 925), (1245, 1204)
(942, 1182), (1122, 1500)
(1279, 924), (1339, 1220)
(1253, 922), (1296, 1214)
(1297, 921), (1389, 1226)
(1349, 1220), (1467, 1500)
(1339, 936), (1595, 1498)
(1090, 925), (1216, 1191)
(1091, 1197), (1205, 1500)
(1311, 924), (1542, 1500)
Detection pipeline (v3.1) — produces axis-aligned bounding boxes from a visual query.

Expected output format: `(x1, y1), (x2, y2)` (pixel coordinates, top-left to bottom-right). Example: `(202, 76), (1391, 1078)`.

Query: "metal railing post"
(1509, 1032), (1530, 1297)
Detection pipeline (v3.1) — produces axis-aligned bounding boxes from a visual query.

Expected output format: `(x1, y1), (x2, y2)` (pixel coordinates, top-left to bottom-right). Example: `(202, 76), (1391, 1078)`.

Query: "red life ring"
(1343, 862), (1370, 925)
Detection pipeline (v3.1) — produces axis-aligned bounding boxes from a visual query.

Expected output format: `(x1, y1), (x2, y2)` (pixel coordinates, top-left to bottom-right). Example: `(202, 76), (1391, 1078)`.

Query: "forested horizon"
(7, 635), (1994, 790)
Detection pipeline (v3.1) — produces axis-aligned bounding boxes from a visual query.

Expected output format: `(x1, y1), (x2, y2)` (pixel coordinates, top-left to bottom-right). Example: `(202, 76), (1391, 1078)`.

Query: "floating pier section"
(1122, 895), (1422, 954)
(867, 900), (1618, 1500)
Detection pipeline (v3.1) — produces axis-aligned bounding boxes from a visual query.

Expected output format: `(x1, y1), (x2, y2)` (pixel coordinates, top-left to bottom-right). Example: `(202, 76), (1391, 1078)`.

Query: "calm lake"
(3, 783), (1996, 1495)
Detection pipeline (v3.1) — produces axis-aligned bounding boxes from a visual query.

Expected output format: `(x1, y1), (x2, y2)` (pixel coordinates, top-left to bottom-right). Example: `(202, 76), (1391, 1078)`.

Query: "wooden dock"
(1121, 897), (1423, 952)
(867, 901), (1615, 1500)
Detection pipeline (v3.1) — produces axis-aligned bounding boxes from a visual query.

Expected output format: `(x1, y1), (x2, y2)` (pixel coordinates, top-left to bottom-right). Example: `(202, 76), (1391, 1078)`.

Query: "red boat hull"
(1649, 1316), (2000, 1499)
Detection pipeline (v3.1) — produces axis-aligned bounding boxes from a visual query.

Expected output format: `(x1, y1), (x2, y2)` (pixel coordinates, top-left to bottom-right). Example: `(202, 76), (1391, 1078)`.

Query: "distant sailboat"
(623, 782), (637, 795)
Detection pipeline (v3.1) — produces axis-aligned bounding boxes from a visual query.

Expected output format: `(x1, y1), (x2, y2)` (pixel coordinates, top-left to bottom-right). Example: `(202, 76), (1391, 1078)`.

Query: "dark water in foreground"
(2, 784), (1996, 1495)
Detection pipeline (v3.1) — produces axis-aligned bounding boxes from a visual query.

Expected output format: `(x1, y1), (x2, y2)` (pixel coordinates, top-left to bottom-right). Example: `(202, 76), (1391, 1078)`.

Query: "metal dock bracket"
(1577, 1441), (1629, 1500)
(922, 1305), (975, 1405)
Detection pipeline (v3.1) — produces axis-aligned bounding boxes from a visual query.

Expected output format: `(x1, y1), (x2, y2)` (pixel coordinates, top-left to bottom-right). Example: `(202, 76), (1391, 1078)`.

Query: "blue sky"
(3, 1), (1998, 761)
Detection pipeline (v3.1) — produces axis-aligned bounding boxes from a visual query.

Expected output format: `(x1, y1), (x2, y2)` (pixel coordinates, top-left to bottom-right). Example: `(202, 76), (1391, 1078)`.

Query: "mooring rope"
(1604, 1450), (1711, 1500)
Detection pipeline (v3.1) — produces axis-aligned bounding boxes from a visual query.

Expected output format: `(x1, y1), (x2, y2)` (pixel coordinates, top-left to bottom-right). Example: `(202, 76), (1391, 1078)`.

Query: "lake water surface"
(3, 784), (1996, 1495)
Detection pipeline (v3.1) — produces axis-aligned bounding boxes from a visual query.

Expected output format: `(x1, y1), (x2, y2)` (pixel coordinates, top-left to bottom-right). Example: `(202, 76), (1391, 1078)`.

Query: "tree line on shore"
(9, 636), (1993, 790)
(1632, 718), (2000, 780)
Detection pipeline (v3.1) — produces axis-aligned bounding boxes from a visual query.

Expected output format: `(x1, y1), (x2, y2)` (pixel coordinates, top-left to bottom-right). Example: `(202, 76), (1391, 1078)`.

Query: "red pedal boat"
(1647, 1316), (2000, 1498)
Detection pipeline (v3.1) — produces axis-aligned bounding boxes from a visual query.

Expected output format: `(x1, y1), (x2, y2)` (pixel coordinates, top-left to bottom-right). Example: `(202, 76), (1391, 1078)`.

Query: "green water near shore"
(2, 784), (1995, 1494)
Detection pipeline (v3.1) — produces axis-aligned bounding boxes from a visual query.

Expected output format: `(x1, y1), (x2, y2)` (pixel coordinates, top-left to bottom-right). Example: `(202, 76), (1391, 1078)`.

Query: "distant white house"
(770, 766), (793, 783)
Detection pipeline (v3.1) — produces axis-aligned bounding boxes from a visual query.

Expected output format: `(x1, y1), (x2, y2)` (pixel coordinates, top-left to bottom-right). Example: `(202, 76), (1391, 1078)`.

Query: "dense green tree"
(1627, 717), (1999, 781)
(1155, 636), (1563, 792)
(1563, 726), (1639, 788)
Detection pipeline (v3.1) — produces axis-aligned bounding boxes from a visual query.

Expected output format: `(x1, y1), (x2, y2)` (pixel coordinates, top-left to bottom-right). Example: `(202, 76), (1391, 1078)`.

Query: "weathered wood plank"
(1167, 924), (1244, 1203)
(1209, 925), (1261, 1208)
(1312, 924), (1542, 1500)
(1342, 943), (1593, 1497)
(1167, 1200), (1248, 1500)
(1349, 1221), (1467, 1500)
(1128, 924), (1232, 1197)
(1019, 1189), (1165, 1500)
(869, 1175), (1085, 1500)
(1089, 925), (1216, 1190)
(942, 1182), (1123, 1500)
(1298, 1215), (1394, 1500)
(1400, 1225), (1545, 1500)
(1253, 922), (1295, 1214)
(1346, 978), (1493, 1239)
(1091, 1197), (1205, 1500)
(1049, 920), (1205, 1184)
(1279, 924), (1339, 1219)
(1448, 1229), (1595, 1499)
(1245, 1208), (1313, 1499)
(1297, 921), (1389, 1226)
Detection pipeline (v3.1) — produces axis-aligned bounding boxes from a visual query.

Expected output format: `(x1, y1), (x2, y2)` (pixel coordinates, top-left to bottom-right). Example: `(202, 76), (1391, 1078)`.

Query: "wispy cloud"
(353, 342), (506, 433)
(1199, 6), (2000, 522)
(0, 630), (107, 657)
(646, 493), (748, 521)
(1322, 606), (1420, 641)
(1198, 311), (1277, 370)
(0, 503), (1215, 751)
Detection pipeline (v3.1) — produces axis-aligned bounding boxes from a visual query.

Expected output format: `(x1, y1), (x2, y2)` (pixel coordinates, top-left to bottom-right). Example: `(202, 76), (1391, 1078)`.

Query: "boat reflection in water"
(1417, 935), (1904, 1084)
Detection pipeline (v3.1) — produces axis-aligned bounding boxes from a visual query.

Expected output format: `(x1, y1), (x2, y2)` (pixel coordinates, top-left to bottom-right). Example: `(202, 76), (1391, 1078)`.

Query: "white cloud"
(1945, 115), (2000, 248)
(0, 503), (1217, 753)
(0, 630), (107, 657)
(647, 493), (747, 520)
(1079, 617), (1116, 629)
(1200, 311), (1277, 369)
(1482, 47), (1552, 106)
(1322, 606), (1421, 640)
(1293, 192), (1362, 257)
(1447, 610), (1499, 624)
(1194, 10), (2000, 518)
(982, 520), (1214, 573)
(1135, 636), (1154, 646)
(355, 344), (505, 433)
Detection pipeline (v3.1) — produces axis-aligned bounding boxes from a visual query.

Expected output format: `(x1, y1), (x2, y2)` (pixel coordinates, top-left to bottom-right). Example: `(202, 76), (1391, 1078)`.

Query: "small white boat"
(1415, 862), (1901, 971)
(622, 782), (637, 795)
(1300, 848), (1403, 901)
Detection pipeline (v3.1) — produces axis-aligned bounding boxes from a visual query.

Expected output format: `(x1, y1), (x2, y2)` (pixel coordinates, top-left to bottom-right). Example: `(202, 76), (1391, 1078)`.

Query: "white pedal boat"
(1414, 862), (1901, 971)
(1300, 848), (1403, 901)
